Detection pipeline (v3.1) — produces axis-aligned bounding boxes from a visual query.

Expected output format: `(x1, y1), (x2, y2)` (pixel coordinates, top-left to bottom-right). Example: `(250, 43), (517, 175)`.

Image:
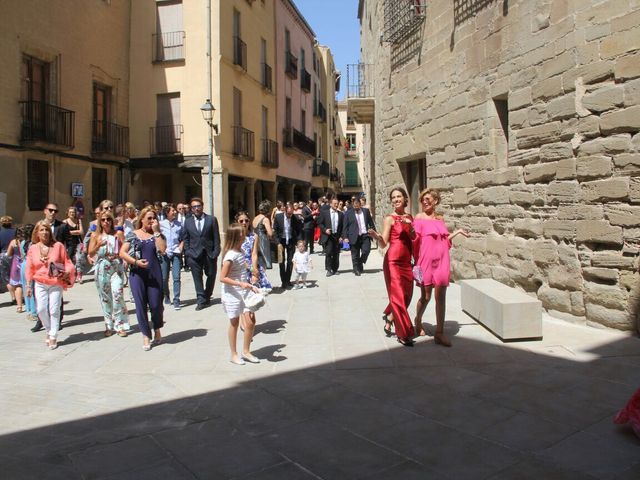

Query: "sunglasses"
(238, 219), (249, 224)
(191, 204), (203, 209)
(100, 218), (113, 222)
(46, 208), (58, 213)
(104, 205), (114, 210)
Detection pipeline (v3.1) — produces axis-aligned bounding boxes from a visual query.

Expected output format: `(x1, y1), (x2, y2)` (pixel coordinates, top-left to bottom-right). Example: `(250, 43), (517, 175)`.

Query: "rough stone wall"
(359, 0), (640, 331)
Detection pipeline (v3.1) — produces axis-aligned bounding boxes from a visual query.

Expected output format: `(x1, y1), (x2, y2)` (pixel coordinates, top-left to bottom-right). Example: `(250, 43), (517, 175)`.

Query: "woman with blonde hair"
(89, 211), (130, 337)
(25, 220), (75, 349)
(119, 206), (166, 351)
(412, 188), (468, 346)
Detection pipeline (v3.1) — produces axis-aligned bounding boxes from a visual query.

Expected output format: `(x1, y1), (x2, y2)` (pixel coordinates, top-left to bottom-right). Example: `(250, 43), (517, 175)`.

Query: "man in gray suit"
(182, 197), (221, 310)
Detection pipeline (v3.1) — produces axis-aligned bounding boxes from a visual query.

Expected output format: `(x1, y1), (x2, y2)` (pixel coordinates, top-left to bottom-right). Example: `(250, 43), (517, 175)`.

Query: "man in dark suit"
(342, 198), (376, 276)
(317, 197), (343, 276)
(43, 203), (71, 244)
(182, 197), (221, 310)
(273, 205), (302, 289)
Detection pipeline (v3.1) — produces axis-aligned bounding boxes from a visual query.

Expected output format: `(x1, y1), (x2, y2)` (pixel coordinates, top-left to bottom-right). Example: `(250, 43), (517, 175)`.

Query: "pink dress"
(413, 218), (451, 287)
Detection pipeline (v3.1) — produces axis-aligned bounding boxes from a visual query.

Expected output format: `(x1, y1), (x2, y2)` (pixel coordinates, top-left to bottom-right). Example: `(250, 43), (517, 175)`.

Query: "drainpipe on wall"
(206, 0), (214, 213)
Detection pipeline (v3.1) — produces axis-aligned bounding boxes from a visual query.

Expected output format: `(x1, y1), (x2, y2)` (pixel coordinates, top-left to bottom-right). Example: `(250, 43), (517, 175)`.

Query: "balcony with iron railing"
(150, 125), (183, 156)
(261, 62), (273, 91)
(92, 120), (129, 158)
(330, 167), (342, 184)
(283, 127), (315, 158)
(314, 102), (327, 122)
(261, 138), (278, 168)
(312, 159), (330, 177)
(153, 31), (185, 62)
(20, 101), (75, 150)
(233, 36), (247, 71)
(285, 51), (298, 79)
(232, 125), (254, 159)
(300, 68), (311, 92)
(346, 63), (375, 124)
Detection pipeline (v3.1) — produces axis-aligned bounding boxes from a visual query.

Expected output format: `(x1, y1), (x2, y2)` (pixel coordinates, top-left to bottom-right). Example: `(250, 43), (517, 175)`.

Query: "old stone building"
(351, 0), (640, 331)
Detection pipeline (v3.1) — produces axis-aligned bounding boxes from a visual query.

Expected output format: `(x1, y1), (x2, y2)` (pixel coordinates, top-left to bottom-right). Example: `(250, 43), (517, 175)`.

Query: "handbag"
(244, 290), (265, 312)
(412, 265), (423, 284)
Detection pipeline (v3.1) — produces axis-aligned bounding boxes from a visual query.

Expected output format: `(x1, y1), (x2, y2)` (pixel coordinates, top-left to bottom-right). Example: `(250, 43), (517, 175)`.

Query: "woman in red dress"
(369, 187), (416, 346)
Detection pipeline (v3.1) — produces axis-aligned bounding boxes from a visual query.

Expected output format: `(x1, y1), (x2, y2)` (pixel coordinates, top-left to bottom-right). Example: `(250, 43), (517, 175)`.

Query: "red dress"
(383, 215), (414, 340)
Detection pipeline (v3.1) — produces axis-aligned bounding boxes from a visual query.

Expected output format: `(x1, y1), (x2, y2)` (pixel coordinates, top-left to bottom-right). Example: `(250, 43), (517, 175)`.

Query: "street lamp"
(200, 99), (218, 215)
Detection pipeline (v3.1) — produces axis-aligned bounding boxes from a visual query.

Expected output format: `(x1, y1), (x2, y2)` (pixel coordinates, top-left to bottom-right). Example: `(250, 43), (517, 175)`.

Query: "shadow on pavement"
(254, 319), (286, 336)
(1, 331), (639, 479)
(163, 328), (208, 344)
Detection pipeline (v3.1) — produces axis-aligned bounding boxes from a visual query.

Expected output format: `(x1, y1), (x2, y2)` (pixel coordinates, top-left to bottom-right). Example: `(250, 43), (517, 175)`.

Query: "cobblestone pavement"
(1, 249), (639, 479)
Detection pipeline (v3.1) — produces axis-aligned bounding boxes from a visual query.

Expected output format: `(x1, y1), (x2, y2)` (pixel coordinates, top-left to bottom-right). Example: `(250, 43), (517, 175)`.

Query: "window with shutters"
(27, 159), (49, 211)
(92, 168), (108, 208)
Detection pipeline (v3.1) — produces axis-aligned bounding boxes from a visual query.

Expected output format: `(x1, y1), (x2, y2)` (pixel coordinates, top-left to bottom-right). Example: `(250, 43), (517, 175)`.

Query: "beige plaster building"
(0, 0), (131, 223)
(130, 0), (279, 224)
(352, 0), (640, 331)
(337, 100), (369, 203)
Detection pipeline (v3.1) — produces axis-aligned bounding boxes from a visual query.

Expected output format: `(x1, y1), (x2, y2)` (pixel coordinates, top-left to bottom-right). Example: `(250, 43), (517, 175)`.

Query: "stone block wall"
(359, 0), (640, 331)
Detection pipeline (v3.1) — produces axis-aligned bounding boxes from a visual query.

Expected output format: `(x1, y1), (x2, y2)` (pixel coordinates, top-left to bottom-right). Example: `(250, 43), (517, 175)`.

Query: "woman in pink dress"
(413, 189), (468, 346)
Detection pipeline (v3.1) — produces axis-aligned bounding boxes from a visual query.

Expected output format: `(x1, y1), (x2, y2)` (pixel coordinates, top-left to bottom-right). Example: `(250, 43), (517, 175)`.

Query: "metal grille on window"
(383, 0), (427, 44)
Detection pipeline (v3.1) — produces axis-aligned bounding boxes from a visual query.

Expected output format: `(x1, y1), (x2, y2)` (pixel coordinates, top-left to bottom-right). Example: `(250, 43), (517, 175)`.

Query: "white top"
(221, 250), (248, 296)
(293, 251), (311, 273)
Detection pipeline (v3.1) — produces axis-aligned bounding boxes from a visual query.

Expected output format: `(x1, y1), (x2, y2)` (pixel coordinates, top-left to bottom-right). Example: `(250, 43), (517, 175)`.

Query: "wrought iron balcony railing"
(232, 125), (254, 159)
(285, 51), (298, 79)
(300, 68), (311, 92)
(346, 63), (374, 98)
(261, 138), (278, 168)
(20, 101), (75, 148)
(312, 159), (330, 177)
(150, 124), (183, 155)
(283, 127), (315, 158)
(330, 167), (341, 183)
(261, 62), (272, 91)
(92, 120), (129, 157)
(153, 31), (185, 62)
(233, 36), (247, 71)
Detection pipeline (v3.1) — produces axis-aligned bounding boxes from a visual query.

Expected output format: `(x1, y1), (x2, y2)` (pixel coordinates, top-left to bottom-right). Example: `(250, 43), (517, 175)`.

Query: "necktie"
(197, 218), (202, 233)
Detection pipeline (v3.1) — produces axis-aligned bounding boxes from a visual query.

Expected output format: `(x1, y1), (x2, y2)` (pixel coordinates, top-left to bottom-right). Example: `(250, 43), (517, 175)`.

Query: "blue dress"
(241, 233), (272, 290)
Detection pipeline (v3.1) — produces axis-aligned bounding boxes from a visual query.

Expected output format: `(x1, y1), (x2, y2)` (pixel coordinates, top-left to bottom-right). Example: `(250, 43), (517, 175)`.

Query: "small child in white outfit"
(292, 240), (311, 289)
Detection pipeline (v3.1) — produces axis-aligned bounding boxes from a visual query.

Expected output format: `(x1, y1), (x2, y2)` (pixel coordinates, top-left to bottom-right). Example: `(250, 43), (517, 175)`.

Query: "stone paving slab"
(0, 248), (638, 479)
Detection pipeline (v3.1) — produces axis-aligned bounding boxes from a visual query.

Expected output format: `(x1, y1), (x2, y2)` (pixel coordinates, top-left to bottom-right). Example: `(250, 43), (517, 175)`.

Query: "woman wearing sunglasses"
(89, 211), (130, 337)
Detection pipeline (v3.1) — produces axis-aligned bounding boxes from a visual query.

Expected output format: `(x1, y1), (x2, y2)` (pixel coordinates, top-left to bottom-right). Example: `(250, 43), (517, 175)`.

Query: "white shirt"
(195, 216), (204, 233)
(293, 250), (311, 273)
(355, 210), (367, 235)
(284, 215), (291, 243)
(330, 209), (338, 232)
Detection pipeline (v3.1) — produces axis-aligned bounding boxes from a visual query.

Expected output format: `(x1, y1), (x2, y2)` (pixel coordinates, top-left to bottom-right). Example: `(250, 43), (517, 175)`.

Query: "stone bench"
(459, 279), (542, 342)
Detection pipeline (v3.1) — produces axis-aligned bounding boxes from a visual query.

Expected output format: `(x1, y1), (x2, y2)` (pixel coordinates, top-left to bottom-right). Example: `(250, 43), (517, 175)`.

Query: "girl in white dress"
(220, 224), (261, 365)
(292, 240), (311, 288)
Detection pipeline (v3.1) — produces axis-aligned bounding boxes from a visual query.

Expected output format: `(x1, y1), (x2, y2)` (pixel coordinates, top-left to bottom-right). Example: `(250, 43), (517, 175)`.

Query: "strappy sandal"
(382, 315), (394, 337)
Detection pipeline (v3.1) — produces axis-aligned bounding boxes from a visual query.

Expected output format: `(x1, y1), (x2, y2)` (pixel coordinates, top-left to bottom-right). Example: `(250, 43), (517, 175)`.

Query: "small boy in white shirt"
(292, 240), (311, 288)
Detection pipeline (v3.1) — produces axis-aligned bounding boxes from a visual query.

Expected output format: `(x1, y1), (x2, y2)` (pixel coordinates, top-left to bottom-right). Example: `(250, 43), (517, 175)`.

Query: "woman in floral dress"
(88, 211), (130, 337)
(236, 211), (271, 334)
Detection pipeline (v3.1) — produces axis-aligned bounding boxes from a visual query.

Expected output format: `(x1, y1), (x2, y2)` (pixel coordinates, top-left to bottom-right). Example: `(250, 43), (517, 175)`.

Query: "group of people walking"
(1, 186), (464, 358)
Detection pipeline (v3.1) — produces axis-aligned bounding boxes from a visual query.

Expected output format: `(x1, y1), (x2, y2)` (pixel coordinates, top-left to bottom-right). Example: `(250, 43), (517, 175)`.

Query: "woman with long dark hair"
(369, 187), (416, 346)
